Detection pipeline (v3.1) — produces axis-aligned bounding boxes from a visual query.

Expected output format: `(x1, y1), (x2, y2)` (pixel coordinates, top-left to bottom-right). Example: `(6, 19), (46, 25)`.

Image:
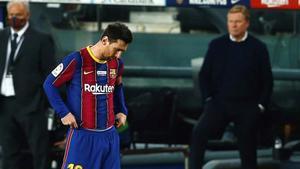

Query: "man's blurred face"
(7, 3), (29, 31)
(227, 12), (249, 41)
(102, 38), (128, 60)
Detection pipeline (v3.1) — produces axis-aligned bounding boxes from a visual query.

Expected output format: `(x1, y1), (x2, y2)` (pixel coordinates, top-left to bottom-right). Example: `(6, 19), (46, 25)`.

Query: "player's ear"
(101, 36), (109, 45)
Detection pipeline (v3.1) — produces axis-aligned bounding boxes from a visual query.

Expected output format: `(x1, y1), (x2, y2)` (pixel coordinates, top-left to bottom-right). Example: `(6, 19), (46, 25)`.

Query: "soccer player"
(43, 23), (133, 169)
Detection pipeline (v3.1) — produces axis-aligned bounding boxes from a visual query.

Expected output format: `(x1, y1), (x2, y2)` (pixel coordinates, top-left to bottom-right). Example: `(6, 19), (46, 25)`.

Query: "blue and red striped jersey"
(43, 46), (128, 130)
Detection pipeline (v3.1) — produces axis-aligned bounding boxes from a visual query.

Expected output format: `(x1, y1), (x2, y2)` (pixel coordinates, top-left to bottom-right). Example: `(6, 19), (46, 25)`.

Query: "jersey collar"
(86, 46), (107, 64)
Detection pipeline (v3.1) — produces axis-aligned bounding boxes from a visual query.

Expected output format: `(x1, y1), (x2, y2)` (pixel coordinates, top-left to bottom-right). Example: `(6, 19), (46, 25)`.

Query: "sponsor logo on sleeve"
(51, 63), (63, 77)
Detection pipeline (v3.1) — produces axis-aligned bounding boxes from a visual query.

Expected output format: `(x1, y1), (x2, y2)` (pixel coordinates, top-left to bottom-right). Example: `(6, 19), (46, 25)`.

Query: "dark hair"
(101, 23), (133, 44)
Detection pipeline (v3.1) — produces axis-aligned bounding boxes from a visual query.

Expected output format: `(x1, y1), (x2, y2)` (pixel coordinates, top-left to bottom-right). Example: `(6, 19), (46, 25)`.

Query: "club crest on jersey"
(51, 63), (63, 77)
(110, 69), (117, 78)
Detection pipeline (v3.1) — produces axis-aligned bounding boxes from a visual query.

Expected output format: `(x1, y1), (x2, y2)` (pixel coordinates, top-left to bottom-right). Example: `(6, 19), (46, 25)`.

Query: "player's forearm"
(113, 83), (128, 115)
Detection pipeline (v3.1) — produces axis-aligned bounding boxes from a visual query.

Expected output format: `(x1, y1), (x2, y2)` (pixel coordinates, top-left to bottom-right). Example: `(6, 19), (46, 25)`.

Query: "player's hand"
(115, 112), (127, 128)
(61, 112), (78, 128)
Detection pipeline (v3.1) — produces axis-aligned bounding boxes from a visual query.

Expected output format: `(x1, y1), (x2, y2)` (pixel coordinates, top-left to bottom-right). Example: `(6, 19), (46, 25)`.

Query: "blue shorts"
(61, 127), (120, 169)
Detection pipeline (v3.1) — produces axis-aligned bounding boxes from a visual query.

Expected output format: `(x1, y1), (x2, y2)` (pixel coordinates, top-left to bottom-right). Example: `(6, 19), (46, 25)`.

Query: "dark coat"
(199, 34), (273, 108)
(0, 26), (56, 114)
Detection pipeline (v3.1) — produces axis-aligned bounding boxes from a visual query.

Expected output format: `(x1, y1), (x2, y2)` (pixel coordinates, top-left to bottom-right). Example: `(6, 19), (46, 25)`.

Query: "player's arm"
(114, 77), (127, 128)
(114, 59), (128, 127)
(43, 52), (79, 124)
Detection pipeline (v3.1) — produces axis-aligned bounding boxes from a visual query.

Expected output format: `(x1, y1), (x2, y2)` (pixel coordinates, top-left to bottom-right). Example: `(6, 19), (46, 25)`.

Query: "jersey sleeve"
(113, 59), (128, 115)
(43, 52), (80, 118)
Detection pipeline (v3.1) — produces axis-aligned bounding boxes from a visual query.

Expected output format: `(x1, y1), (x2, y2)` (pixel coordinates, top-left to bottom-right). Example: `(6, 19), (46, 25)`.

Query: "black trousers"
(189, 99), (260, 169)
(0, 96), (49, 169)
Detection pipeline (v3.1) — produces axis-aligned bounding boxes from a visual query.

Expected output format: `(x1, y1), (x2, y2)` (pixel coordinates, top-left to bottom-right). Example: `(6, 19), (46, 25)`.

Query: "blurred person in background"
(189, 5), (273, 169)
(0, 0), (56, 169)
(0, 5), (4, 29)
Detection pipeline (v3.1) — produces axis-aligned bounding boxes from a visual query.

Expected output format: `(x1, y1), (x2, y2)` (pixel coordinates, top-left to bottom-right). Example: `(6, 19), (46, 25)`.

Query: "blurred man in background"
(0, 6), (3, 29)
(189, 5), (273, 169)
(0, 0), (56, 168)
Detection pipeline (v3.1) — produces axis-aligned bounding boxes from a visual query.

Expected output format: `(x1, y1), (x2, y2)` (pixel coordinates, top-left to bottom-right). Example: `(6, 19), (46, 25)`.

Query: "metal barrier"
(121, 146), (190, 169)
(203, 158), (280, 169)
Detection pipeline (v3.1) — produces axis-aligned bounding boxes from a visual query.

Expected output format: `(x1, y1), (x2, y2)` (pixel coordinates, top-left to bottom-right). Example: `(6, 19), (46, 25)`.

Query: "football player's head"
(100, 23), (133, 60)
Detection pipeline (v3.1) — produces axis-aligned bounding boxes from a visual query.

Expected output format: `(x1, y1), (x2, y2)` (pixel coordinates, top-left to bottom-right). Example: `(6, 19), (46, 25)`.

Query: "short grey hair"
(228, 5), (250, 21)
(7, 0), (30, 13)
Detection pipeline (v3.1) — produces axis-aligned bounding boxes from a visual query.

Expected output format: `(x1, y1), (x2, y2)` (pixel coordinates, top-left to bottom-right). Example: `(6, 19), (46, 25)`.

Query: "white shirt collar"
(10, 22), (29, 41)
(230, 31), (248, 42)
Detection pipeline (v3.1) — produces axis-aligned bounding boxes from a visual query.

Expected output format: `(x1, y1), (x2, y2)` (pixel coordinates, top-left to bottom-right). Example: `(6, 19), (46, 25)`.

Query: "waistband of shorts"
(79, 125), (114, 132)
